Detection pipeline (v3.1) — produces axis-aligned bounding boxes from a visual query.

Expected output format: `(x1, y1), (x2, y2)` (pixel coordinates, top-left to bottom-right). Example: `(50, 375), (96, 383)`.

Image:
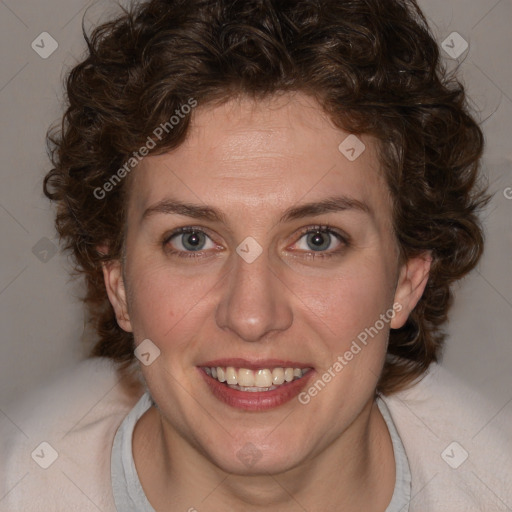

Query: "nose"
(215, 246), (293, 343)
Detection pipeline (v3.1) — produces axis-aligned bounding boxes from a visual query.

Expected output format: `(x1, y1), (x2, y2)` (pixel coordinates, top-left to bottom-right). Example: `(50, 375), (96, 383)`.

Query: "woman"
(1, 0), (511, 510)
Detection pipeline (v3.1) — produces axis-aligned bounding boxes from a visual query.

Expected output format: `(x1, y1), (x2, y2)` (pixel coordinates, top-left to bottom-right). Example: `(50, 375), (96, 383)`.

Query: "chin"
(204, 437), (309, 476)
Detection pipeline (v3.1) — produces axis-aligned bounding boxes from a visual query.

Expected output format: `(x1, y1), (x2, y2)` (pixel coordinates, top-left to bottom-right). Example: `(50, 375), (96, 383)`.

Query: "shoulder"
(381, 362), (512, 511)
(0, 357), (144, 512)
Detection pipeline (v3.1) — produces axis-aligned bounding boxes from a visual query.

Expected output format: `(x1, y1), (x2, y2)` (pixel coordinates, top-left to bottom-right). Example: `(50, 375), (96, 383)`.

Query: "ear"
(391, 252), (432, 329)
(100, 247), (133, 333)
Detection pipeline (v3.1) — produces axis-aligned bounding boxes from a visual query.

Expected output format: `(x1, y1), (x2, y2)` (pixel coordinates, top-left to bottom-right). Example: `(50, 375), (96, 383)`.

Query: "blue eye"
(292, 226), (347, 257)
(165, 228), (216, 255)
(162, 224), (349, 260)
(303, 231), (335, 251)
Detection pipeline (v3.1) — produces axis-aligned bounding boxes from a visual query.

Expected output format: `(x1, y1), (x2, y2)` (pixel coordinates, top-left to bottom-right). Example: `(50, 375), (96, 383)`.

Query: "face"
(103, 92), (430, 475)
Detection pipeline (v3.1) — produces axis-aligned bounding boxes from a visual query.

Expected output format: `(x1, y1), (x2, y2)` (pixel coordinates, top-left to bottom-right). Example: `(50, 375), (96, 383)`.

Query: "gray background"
(0, 0), (511, 411)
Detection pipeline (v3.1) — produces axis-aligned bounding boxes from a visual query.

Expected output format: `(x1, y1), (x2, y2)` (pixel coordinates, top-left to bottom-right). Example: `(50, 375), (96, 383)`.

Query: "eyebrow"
(141, 195), (371, 224)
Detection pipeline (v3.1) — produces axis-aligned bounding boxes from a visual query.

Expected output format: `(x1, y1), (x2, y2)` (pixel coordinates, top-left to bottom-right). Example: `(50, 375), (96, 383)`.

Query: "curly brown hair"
(43, 0), (489, 395)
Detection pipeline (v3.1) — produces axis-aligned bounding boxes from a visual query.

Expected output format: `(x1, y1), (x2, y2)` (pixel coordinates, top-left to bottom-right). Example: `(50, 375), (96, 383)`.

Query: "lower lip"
(199, 368), (315, 411)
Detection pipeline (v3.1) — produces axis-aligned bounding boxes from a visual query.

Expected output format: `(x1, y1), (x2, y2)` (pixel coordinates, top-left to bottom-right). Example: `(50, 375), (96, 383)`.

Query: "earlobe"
(391, 252), (432, 329)
(101, 258), (133, 333)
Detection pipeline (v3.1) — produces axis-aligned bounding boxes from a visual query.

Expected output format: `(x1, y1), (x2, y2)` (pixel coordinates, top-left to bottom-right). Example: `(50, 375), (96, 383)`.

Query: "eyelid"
(163, 225), (216, 244)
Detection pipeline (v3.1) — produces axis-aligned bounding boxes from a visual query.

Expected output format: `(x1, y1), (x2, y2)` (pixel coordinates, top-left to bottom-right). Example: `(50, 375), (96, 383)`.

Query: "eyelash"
(161, 224), (350, 260)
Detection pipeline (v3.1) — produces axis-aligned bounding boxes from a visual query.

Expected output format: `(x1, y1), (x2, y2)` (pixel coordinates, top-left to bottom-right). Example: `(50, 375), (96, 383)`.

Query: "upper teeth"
(204, 366), (308, 388)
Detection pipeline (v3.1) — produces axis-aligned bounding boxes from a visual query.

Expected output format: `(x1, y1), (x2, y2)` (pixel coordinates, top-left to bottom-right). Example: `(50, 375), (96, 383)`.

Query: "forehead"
(128, 93), (390, 223)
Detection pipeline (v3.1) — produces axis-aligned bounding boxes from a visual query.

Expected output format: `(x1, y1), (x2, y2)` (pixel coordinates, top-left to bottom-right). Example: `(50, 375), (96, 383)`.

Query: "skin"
(102, 92), (431, 511)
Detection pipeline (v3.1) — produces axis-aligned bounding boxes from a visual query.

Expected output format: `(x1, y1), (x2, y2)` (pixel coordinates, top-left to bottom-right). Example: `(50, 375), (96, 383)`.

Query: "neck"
(133, 397), (395, 512)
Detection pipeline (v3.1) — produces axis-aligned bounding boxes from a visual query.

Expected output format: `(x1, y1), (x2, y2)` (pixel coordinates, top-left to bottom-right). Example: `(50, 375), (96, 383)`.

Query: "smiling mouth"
(201, 366), (312, 392)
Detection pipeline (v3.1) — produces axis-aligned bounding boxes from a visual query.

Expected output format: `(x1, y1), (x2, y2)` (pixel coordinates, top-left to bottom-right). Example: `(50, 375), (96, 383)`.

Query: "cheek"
(124, 260), (221, 344)
(289, 258), (394, 345)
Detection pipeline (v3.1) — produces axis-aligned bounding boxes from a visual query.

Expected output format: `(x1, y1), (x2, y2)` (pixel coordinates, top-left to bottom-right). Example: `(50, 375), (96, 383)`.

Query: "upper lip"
(199, 358), (314, 370)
